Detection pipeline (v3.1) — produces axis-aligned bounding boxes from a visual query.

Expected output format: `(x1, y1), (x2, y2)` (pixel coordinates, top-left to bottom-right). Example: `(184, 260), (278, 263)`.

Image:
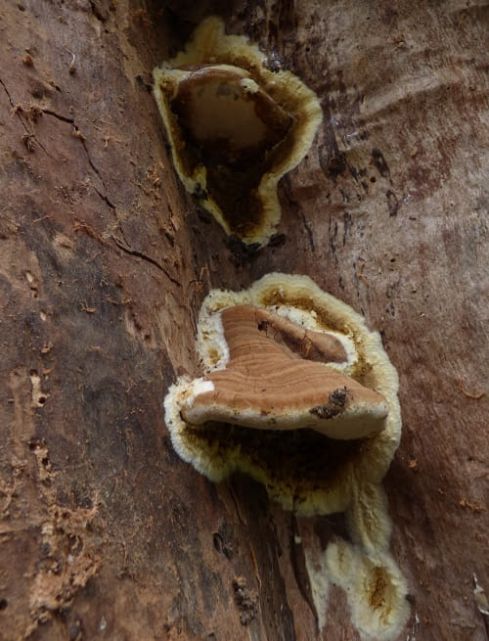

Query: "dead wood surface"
(0, 1), (488, 640)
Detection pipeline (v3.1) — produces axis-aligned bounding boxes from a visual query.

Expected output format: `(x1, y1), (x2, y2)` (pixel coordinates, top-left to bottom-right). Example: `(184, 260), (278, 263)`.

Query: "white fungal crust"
(163, 273), (409, 639)
(153, 17), (322, 246)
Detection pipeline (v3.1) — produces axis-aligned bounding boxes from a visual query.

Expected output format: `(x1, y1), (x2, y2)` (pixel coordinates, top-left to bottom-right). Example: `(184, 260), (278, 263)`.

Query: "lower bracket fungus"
(164, 273), (409, 639)
(182, 304), (388, 440)
(153, 17), (322, 246)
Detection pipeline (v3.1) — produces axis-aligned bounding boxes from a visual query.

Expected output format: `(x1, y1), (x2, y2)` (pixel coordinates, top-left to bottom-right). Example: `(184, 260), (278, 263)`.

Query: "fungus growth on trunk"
(164, 273), (409, 640)
(153, 17), (322, 246)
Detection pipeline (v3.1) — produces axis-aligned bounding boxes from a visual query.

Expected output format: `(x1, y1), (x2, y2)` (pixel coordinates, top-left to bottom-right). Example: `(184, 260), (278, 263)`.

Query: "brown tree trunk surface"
(1, 1), (488, 640)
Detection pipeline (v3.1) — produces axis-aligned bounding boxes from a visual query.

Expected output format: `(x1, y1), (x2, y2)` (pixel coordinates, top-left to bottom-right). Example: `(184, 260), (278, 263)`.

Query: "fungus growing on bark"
(164, 273), (402, 512)
(164, 273), (408, 639)
(153, 17), (322, 246)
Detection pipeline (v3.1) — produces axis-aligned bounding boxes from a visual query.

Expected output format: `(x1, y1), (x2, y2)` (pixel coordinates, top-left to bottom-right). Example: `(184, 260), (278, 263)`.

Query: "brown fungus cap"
(183, 305), (388, 440)
(153, 17), (322, 246)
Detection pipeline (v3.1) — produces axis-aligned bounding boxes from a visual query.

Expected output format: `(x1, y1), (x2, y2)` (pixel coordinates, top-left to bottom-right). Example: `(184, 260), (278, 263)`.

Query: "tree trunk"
(1, 1), (488, 640)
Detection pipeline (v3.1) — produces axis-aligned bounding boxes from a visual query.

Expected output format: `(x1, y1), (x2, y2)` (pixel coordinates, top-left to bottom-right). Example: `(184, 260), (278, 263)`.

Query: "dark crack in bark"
(0, 76), (14, 107)
(42, 109), (75, 124)
(111, 236), (182, 288)
(42, 104), (117, 210)
(289, 515), (317, 627)
(0, 76), (51, 156)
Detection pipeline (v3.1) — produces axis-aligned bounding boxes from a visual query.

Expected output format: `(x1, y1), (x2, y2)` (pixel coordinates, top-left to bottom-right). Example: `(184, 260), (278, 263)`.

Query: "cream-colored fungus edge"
(153, 16), (323, 246)
(163, 273), (409, 639)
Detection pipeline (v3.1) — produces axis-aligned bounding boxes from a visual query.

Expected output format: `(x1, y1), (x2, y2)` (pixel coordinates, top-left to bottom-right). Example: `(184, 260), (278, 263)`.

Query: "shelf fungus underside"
(164, 274), (409, 639)
(153, 17), (322, 246)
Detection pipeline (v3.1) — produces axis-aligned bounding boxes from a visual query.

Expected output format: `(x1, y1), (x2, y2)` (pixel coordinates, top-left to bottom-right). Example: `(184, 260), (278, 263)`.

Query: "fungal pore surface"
(153, 17), (322, 246)
(164, 273), (409, 639)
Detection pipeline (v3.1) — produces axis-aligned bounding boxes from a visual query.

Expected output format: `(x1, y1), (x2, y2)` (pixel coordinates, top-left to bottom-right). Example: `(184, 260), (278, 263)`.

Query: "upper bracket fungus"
(164, 273), (409, 639)
(153, 17), (322, 246)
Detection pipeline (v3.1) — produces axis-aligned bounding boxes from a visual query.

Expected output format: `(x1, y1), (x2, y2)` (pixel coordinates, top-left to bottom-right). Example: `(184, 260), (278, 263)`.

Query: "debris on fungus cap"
(164, 273), (409, 640)
(153, 17), (322, 246)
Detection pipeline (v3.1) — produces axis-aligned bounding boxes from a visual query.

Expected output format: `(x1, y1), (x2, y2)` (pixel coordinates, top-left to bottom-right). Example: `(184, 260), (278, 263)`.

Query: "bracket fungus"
(183, 304), (389, 440)
(153, 17), (322, 246)
(164, 273), (409, 639)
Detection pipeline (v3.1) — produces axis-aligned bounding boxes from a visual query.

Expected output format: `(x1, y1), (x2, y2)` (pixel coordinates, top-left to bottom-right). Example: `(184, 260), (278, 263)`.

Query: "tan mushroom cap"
(170, 65), (293, 161)
(183, 305), (389, 439)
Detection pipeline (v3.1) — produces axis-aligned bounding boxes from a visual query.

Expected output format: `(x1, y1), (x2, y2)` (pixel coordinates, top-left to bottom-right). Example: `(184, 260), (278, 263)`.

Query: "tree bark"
(1, 1), (488, 640)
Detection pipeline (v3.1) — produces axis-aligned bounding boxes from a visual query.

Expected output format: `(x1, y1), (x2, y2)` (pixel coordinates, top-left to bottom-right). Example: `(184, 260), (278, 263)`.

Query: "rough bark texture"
(0, 1), (488, 640)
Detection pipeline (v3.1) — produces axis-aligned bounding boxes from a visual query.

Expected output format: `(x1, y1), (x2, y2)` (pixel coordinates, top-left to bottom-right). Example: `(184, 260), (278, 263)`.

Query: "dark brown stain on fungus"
(309, 386), (348, 420)
(330, 386), (348, 407)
